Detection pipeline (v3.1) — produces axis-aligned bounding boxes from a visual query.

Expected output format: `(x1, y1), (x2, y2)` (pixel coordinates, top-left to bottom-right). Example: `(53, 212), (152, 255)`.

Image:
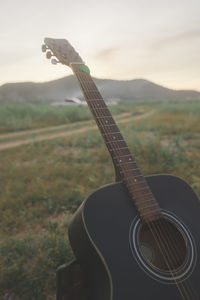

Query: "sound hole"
(138, 219), (188, 272)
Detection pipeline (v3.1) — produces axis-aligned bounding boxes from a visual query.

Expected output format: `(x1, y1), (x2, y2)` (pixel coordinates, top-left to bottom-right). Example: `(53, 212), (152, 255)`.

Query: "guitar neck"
(71, 63), (162, 222)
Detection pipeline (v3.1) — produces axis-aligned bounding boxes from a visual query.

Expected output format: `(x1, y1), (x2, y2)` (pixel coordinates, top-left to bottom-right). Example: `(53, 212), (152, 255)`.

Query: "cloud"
(150, 29), (200, 50)
(95, 47), (119, 62)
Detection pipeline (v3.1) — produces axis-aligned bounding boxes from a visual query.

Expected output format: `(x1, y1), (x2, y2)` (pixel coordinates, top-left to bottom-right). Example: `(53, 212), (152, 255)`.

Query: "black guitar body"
(69, 174), (200, 300)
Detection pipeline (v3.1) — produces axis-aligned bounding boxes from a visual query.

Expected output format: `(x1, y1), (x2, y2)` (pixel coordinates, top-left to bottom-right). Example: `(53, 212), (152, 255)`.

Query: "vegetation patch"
(0, 101), (200, 299)
(0, 102), (144, 134)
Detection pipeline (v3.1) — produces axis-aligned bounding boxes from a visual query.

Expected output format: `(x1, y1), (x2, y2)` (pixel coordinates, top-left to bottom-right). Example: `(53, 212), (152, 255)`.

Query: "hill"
(0, 76), (200, 104)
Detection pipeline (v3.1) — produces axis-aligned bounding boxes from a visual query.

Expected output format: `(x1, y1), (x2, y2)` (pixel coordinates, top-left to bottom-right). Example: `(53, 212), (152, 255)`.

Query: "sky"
(0, 0), (200, 91)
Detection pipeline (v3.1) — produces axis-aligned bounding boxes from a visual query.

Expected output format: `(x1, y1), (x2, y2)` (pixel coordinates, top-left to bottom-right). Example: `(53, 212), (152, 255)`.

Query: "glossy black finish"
(69, 175), (200, 300)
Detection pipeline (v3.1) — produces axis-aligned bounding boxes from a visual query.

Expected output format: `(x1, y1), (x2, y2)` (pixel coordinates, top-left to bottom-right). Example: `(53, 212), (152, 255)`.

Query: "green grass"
(0, 104), (92, 133)
(0, 100), (200, 299)
(0, 102), (145, 134)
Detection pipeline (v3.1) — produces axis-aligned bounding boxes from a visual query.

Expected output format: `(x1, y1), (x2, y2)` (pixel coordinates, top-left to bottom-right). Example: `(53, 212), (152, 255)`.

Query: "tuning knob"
(51, 58), (59, 65)
(41, 44), (48, 52)
(46, 51), (53, 59)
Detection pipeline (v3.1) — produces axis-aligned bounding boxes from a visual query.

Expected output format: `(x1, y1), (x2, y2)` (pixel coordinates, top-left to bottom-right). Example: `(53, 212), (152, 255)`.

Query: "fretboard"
(71, 63), (162, 223)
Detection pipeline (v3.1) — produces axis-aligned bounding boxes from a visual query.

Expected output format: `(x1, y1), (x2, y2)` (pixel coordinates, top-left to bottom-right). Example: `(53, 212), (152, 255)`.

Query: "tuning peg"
(46, 51), (53, 59)
(41, 44), (48, 52)
(51, 58), (59, 65)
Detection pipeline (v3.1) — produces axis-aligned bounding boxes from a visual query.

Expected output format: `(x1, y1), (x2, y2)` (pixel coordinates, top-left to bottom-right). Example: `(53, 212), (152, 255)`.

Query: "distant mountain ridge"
(0, 75), (200, 104)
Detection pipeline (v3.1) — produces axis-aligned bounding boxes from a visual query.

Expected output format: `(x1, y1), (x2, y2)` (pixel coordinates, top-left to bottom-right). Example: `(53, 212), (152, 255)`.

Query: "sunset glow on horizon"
(0, 0), (200, 91)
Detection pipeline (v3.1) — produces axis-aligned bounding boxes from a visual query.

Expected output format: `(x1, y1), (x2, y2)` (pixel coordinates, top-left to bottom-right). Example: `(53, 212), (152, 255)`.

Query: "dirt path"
(0, 112), (133, 140)
(0, 110), (155, 151)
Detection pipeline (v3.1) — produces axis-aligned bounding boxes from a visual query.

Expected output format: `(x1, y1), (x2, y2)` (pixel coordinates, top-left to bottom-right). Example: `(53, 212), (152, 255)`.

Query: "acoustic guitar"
(42, 38), (200, 300)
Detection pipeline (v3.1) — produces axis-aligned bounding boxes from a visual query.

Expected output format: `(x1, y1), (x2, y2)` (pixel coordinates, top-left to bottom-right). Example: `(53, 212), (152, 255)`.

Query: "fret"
(94, 114), (112, 120)
(76, 78), (93, 83)
(138, 202), (159, 212)
(105, 140), (126, 147)
(72, 74), (92, 81)
(128, 189), (152, 201)
(85, 89), (101, 92)
(116, 160), (137, 166)
(76, 77), (95, 85)
(89, 101), (107, 107)
(92, 112), (115, 123)
(127, 183), (148, 193)
(125, 174), (144, 180)
(86, 97), (105, 102)
(131, 195), (157, 209)
(106, 140), (127, 148)
(125, 177), (146, 186)
(106, 143), (128, 154)
(91, 104), (107, 110)
(140, 207), (161, 217)
(88, 103), (105, 113)
(83, 90), (102, 99)
(140, 202), (158, 211)
(119, 165), (140, 171)
(85, 93), (103, 100)
(129, 192), (156, 204)
(97, 121), (117, 129)
(86, 98), (104, 101)
(113, 154), (132, 159)
(111, 148), (131, 156)
(114, 157), (136, 166)
(135, 196), (156, 205)
(102, 131), (121, 135)
(125, 172), (146, 184)
(111, 146), (129, 151)
(134, 191), (154, 200)
(129, 187), (152, 199)
(95, 118), (115, 126)
(99, 124), (119, 129)
(102, 131), (121, 137)
(79, 81), (96, 89)
(103, 138), (123, 144)
(93, 107), (111, 112)
(121, 172), (142, 181)
(106, 139), (125, 144)
(138, 205), (161, 217)
(123, 173), (143, 181)
(119, 161), (138, 170)
(95, 115), (113, 120)
(128, 184), (151, 193)
(85, 93), (104, 99)
(77, 79), (97, 93)
(121, 167), (141, 178)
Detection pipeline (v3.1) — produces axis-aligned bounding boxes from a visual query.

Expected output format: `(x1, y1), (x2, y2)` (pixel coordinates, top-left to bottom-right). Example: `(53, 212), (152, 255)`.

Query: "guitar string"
(73, 74), (192, 300)
(72, 76), (161, 207)
(72, 64), (196, 299)
(77, 74), (197, 300)
(74, 70), (197, 300)
(74, 67), (198, 300)
(73, 67), (171, 216)
(67, 72), (152, 204)
(84, 71), (200, 300)
(155, 218), (199, 299)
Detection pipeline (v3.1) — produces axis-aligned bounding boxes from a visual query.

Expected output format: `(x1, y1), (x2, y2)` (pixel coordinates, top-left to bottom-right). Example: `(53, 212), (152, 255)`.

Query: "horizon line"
(0, 75), (200, 93)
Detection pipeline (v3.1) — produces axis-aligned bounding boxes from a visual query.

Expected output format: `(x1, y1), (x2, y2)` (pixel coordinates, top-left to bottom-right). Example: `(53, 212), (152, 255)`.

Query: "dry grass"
(0, 100), (200, 299)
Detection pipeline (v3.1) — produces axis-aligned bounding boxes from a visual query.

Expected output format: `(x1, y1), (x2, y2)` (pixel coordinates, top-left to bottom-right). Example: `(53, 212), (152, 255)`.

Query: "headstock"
(42, 38), (84, 67)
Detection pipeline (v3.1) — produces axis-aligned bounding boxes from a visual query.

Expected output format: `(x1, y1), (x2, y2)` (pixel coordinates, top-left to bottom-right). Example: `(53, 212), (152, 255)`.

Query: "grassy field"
(0, 100), (200, 299)
(0, 102), (144, 134)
